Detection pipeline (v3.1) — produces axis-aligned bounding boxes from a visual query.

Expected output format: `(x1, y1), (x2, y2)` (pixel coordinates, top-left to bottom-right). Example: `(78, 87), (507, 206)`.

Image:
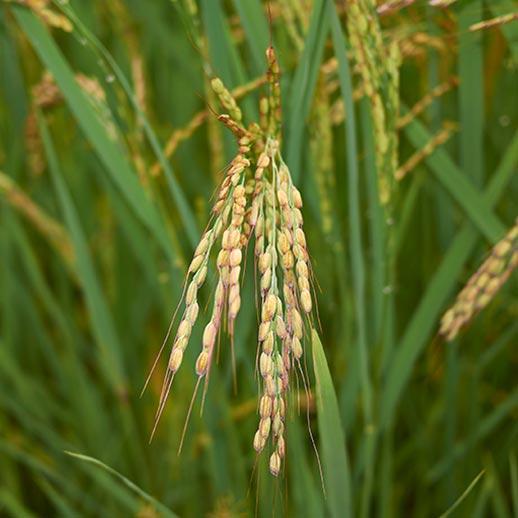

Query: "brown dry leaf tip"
(440, 220), (518, 341)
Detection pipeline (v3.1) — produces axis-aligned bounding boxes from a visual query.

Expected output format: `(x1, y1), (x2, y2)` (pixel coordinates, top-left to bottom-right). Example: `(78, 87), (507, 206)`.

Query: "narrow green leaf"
(312, 329), (353, 518)
(329, 6), (375, 516)
(402, 116), (505, 243)
(65, 451), (177, 518)
(438, 470), (485, 518)
(0, 489), (37, 518)
(286, 0), (329, 181)
(458, 0), (484, 186)
(511, 452), (518, 518)
(38, 112), (126, 391)
(13, 8), (175, 260)
(488, 0), (518, 60)
(59, 2), (200, 247)
(231, 0), (269, 73)
(381, 130), (518, 429)
(427, 390), (518, 482)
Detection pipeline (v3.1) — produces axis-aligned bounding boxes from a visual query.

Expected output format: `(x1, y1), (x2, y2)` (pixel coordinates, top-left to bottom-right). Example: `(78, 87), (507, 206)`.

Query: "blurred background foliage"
(0, 0), (517, 516)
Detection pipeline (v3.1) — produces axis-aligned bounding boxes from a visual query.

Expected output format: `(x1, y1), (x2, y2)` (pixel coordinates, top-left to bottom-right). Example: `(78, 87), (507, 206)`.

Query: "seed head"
(282, 251), (294, 269)
(185, 281), (197, 305)
(265, 375), (276, 396)
(175, 336), (188, 352)
(189, 254), (204, 273)
(262, 294), (277, 321)
(229, 295), (241, 318)
(197, 265), (208, 287)
(272, 413), (283, 435)
(260, 352), (273, 377)
(260, 269), (272, 291)
(217, 249), (229, 267)
(277, 189), (288, 207)
(296, 260), (308, 278)
(298, 276), (310, 291)
(195, 350), (209, 376)
(169, 348), (184, 372)
(292, 187), (303, 208)
(295, 228), (306, 248)
(229, 248), (242, 267)
(177, 319), (192, 338)
(153, 66), (321, 479)
(194, 234), (211, 256)
(229, 265), (241, 285)
(254, 430), (266, 452)
(259, 417), (271, 438)
(291, 337), (303, 359)
(269, 452), (281, 476)
(277, 436), (286, 458)
(185, 302), (199, 323)
(291, 309), (304, 339)
(259, 395), (272, 417)
(259, 252), (271, 272)
(203, 322), (217, 349)
(258, 322), (270, 342)
(275, 315), (286, 338)
(262, 332), (274, 354)
(300, 289), (312, 313)
(278, 232), (290, 254)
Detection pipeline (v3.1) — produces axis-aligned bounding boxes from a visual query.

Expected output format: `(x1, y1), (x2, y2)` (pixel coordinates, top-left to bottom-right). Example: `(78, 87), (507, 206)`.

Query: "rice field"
(0, 1), (517, 516)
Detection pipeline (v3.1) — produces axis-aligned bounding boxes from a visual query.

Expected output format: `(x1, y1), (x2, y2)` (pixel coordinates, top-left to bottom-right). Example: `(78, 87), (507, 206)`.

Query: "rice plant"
(0, 0), (517, 516)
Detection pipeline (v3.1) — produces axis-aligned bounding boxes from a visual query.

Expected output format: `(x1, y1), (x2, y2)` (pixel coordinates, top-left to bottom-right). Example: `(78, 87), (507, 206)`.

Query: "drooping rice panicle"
(151, 45), (319, 477)
(440, 220), (518, 341)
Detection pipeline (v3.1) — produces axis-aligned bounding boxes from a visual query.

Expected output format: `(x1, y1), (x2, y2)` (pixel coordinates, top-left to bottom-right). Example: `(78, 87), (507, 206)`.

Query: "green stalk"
(329, 6), (374, 517)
